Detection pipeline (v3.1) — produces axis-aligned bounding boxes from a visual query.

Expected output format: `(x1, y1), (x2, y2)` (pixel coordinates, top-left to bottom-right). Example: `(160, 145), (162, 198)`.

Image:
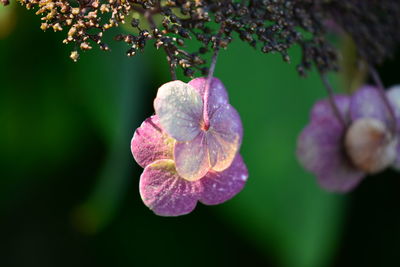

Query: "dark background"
(1, 5), (399, 267)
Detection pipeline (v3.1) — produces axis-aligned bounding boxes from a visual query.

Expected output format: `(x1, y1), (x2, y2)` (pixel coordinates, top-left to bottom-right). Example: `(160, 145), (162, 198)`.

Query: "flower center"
(200, 120), (210, 131)
(345, 118), (397, 174)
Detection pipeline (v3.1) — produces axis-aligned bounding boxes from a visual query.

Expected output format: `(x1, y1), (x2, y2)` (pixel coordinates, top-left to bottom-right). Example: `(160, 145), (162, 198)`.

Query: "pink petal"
(174, 132), (211, 181)
(297, 117), (365, 192)
(139, 159), (203, 216)
(311, 95), (350, 122)
(208, 104), (243, 171)
(199, 154), (248, 205)
(154, 80), (203, 141)
(188, 77), (229, 110)
(131, 115), (174, 168)
(316, 161), (365, 193)
(350, 85), (389, 123)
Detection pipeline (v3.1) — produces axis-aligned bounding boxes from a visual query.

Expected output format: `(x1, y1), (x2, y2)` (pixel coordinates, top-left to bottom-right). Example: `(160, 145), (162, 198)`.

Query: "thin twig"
(203, 24), (225, 128)
(165, 47), (177, 80)
(320, 74), (347, 127)
(206, 45), (220, 87)
(369, 66), (397, 133)
(144, 9), (177, 80)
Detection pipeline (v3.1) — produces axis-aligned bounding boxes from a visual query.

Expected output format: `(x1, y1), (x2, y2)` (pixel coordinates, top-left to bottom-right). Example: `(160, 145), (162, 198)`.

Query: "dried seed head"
(13, 0), (400, 76)
(345, 118), (397, 174)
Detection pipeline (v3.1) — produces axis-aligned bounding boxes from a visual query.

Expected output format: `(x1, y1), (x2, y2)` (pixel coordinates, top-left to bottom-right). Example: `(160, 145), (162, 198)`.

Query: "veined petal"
(131, 115), (174, 168)
(200, 154), (248, 205)
(350, 85), (389, 123)
(208, 104), (242, 171)
(297, 117), (364, 192)
(311, 95), (350, 122)
(140, 159), (203, 216)
(297, 118), (344, 173)
(154, 80), (203, 141)
(189, 77), (229, 113)
(174, 132), (210, 181)
(316, 159), (365, 193)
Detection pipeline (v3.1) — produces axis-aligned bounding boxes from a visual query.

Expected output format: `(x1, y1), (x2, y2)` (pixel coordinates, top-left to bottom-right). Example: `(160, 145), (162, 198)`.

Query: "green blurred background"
(1, 5), (400, 267)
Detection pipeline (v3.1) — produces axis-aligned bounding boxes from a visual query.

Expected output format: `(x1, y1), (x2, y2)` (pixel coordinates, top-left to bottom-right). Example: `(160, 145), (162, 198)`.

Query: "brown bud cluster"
(326, 0), (400, 67)
(13, 0), (400, 77)
(1, 0), (10, 6)
(20, 0), (130, 61)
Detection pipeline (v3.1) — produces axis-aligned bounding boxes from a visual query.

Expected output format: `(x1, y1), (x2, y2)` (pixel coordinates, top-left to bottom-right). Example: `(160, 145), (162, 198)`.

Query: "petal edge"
(131, 115), (174, 168)
(200, 154), (248, 205)
(140, 159), (203, 216)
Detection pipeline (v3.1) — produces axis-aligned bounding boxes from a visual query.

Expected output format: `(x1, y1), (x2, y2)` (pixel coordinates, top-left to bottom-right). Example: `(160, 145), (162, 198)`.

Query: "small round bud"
(131, 19), (139, 28)
(40, 23), (49, 31)
(126, 48), (136, 57)
(345, 118), (397, 174)
(178, 29), (190, 38)
(70, 51), (79, 62)
(198, 47), (208, 54)
(114, 34), (124, 41)
(183, 68), (194, 77)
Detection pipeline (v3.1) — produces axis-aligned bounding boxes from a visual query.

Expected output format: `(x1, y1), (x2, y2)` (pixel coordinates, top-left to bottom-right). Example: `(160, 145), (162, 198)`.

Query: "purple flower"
(131, 78), (248, 216)
(297, 85), (400, 192)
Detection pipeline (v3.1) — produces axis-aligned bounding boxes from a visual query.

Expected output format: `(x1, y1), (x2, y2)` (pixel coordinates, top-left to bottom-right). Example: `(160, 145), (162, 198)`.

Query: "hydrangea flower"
(154, 78), (243, 180)
(297, 85), (400, 192)
(131, 78), (248, 216)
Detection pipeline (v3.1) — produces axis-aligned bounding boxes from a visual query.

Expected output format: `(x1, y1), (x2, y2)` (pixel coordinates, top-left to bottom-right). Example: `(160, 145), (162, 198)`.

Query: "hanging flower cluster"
(297, 85), (400, 192)
(8, 0), (400, 77)
(3, 0), (399, 216)
(131, 77), (248, 216)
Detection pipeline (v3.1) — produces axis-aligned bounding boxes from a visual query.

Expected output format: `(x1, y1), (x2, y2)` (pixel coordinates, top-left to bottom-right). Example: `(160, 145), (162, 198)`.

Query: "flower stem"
(165, 46), (177, 80)
(369, 66), (397, 134)
(320, 74), (347, 127)
(203, 24), (225, 129)
(143, 9), (177, 81)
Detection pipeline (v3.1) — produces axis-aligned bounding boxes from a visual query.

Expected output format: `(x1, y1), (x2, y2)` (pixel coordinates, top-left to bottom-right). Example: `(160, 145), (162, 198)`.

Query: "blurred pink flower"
(297, 85), (400, 192)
